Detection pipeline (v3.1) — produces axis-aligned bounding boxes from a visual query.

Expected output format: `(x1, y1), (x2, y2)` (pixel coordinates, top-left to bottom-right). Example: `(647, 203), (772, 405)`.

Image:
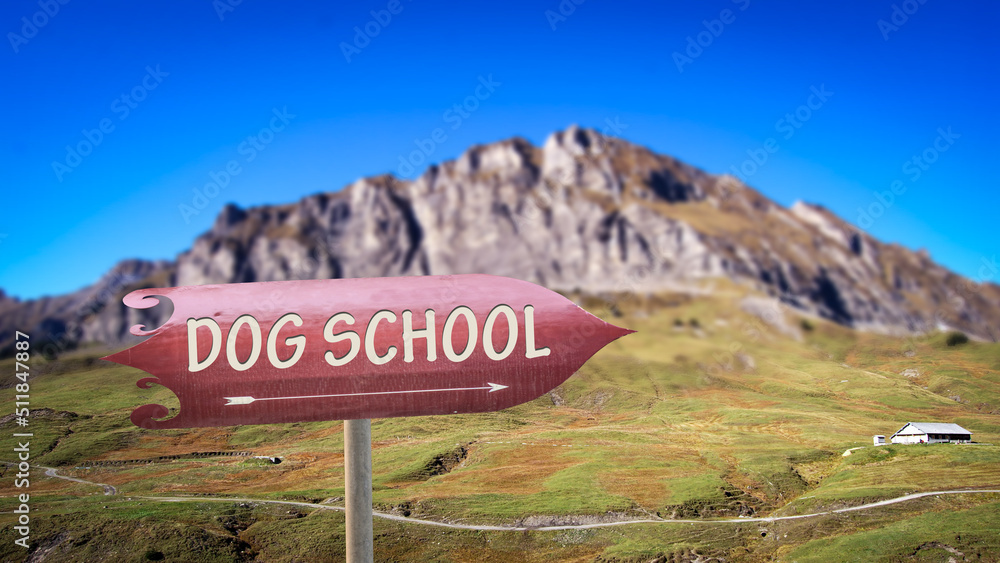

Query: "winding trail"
(143, 490), (1000, 532)
(30, 465), (999, 531)
(3, 461), (116, 495)
(41, 465), (117, 495)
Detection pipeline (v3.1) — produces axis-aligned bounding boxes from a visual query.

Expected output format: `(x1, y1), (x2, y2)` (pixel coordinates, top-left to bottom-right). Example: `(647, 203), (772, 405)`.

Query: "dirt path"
(144, 490), (1000, 531)
(3, 461), (116, 495)
(29, 463), (998, 530)
(41, 466), (117, 495)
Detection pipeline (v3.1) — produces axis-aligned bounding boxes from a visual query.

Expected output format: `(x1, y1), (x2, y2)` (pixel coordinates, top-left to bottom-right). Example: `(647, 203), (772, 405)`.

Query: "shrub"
(800, 319), (814, 332)
(945, 331), (969, 346)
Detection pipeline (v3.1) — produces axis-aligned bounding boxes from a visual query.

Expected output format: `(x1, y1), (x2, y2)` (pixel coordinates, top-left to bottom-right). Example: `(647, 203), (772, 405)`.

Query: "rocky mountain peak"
(213, 203), (248, 233)
(451, 136), (537, 177)
(3, 127), (998, 356)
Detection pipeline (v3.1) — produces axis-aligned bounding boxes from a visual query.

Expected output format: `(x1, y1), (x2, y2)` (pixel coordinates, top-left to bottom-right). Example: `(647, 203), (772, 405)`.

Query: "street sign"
(103, 274), (633, 429)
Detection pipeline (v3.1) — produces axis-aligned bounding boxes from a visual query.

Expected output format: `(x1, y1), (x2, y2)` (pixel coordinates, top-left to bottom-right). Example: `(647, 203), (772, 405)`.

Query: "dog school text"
(186, 304), (551, 372)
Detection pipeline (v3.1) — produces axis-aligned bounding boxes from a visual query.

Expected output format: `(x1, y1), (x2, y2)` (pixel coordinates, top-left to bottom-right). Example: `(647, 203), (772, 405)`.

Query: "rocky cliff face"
(0, 259), (173, 357)
(4, 126), (998, 356)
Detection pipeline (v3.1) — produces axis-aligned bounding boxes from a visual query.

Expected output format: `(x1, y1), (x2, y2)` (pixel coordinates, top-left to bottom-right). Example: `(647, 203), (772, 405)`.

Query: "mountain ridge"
(3, 125), (998, 357)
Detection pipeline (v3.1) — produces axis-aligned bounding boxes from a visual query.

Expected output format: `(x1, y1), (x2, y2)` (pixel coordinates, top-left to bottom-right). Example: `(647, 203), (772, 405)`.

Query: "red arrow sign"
(103, 274), (632, 428)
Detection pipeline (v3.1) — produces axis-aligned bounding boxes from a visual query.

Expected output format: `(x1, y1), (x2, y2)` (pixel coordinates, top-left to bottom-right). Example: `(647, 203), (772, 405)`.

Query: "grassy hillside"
(1, 285), (998, 561)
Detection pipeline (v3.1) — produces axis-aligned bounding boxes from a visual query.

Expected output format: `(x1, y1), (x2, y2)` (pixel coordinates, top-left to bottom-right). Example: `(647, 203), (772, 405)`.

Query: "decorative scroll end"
(130, 403), (175, 429)
(122, 290), (174, 336)
(136, 377), (161, 390)
(129, 323), (155, 337)
(122, 290), (165, 310)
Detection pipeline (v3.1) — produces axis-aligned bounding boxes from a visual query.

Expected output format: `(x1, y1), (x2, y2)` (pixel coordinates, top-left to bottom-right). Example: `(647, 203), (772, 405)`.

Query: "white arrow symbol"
(224, 382), (509, 406)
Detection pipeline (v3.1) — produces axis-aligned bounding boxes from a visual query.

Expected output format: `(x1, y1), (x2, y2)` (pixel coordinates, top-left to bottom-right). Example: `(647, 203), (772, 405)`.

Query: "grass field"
(1, 286), (998, 561)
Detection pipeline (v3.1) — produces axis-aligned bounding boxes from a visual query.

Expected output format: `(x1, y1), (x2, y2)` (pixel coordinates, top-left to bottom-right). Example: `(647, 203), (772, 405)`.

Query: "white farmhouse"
(889, 422), (972, 444)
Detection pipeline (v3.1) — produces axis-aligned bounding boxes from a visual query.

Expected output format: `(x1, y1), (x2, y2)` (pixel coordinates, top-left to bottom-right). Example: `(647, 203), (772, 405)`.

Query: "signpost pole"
(344, 418), (374, 563)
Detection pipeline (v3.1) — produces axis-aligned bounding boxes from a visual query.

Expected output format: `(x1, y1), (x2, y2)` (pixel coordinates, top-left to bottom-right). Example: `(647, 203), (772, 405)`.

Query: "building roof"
(892, 422), (971, 437)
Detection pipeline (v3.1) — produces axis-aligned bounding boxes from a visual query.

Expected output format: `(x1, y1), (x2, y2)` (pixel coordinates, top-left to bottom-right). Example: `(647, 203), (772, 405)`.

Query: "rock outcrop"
(3, 126), (998, 356)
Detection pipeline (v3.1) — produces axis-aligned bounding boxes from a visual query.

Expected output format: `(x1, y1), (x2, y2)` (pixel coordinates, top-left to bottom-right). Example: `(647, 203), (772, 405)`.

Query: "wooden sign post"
(104, 274), (633, 562)
(345, 419), (373, 563)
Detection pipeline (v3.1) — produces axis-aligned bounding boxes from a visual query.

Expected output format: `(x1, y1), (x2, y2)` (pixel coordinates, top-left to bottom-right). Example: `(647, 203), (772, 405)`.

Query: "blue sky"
(1, 0), (997, 299)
